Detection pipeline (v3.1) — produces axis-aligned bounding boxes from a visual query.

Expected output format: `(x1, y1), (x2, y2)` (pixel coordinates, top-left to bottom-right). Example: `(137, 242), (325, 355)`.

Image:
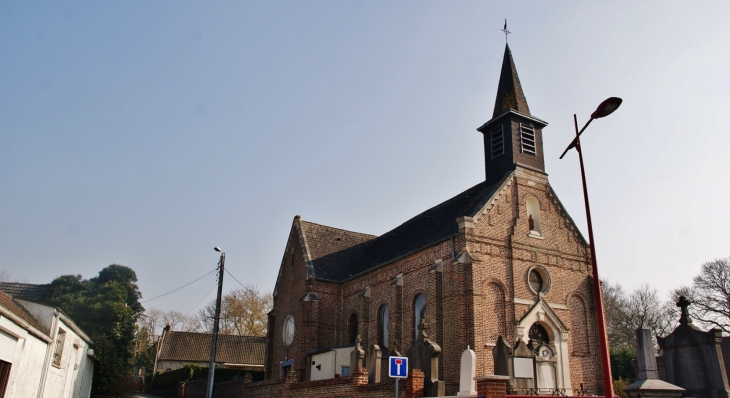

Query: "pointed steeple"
(492, 44), (530, 118)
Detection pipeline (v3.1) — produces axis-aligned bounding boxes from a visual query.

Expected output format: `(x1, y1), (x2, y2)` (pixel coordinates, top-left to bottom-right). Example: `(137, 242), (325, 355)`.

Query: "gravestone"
(350, 335), (365, 372)
(511, 339), (535, 392)
(492, 336), (512, 377)
(624, 327), (684, 398)
(406, 319), (445, 396)
(657, 296), (730, 398)
(457, 346), (477, 396)
(367, 344), (382, 383)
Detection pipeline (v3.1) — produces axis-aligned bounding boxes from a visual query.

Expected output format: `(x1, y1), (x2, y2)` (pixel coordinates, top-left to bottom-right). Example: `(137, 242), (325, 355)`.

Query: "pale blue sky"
(2, 2), (729, 313)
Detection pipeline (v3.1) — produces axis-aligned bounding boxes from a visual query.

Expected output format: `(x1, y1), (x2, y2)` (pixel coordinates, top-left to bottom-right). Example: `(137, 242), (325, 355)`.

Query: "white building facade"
(0, 290), (94, 398)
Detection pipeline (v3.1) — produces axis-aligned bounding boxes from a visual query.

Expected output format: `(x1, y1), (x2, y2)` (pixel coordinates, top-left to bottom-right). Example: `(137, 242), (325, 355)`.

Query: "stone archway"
(515, 299), (572, 395)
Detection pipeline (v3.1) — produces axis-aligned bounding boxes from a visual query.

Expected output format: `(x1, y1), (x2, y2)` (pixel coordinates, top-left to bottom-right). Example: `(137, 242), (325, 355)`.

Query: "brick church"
(265, 44), (604, 395)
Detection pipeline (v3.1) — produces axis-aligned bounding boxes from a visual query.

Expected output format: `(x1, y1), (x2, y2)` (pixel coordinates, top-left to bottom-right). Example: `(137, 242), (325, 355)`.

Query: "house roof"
(0, 289), (48, 334)
(300, 175), (505, 282)
(0, 282), (50, 303)
(157, 331), (266, 365)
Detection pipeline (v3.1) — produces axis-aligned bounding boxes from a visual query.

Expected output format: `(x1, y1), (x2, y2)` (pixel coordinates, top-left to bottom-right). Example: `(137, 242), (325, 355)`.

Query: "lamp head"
(214, 247), (222, 253)
(591, 97), (622, 119)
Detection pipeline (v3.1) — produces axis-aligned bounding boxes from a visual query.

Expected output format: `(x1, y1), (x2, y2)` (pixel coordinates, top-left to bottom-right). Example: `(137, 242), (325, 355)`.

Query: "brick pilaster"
(406, 369), (424, 398)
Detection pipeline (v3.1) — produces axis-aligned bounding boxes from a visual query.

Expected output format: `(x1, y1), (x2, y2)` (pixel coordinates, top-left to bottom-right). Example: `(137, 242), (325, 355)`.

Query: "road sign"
(389, 356), (408, 378)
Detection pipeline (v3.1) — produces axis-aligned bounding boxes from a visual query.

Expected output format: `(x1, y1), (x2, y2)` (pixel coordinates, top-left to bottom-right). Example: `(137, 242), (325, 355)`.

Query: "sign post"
(389, 356), (408, 398)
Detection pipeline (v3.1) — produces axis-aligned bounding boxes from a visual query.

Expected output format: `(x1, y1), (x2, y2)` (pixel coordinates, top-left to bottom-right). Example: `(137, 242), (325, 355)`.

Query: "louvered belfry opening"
(519, 123), (536, 155)
(478, 44), (548, 185)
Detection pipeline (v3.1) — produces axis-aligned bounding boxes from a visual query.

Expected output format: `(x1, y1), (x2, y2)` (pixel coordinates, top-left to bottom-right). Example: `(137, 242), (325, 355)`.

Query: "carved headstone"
(493, 336), (512, 377)
(511, 339), (535, 391)
(624, 328), (684, 398)
(367, 344), (382, 383)
(350, 335), (365, 372)
(457, 346), (477, 396)
(657, 297), (730, 398)
(406, 319), (445, 396)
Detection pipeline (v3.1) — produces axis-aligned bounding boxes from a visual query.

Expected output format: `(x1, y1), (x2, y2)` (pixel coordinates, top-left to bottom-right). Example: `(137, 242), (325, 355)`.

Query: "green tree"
(46, 264), (144, 396)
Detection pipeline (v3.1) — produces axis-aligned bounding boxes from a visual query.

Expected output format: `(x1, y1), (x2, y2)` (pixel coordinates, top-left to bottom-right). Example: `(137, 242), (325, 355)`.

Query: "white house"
(0, 283), (95, 398)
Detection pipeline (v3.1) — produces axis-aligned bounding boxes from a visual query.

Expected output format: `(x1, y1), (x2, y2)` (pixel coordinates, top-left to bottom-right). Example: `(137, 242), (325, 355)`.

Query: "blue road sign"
(389, 356), (408, 378)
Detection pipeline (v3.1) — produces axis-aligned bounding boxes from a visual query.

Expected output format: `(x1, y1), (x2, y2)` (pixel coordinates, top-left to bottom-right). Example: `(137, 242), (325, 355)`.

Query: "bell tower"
(478, 44), (548, 186)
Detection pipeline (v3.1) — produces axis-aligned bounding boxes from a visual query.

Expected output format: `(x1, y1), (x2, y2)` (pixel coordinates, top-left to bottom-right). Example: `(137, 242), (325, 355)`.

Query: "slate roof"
(492, 44), (531, 118)
(300, 221), (376, 282)
(302, 176), (504, 282)
(0, 282), (50, 303)
(157, 331), (266, 365)
(0, 289), (48, 334)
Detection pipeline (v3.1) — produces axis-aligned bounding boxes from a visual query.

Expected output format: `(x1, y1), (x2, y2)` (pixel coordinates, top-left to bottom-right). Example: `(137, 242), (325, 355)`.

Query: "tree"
(45, 264), (144, 396)
(161, 310), (200, 332)
(677, 257), (730, 333)
(197, 285), (272, 336)
(601, 281), (674, 352)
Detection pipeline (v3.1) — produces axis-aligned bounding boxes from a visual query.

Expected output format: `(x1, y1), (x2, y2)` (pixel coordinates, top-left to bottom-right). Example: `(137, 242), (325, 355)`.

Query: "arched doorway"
(529, 323), (557, 393)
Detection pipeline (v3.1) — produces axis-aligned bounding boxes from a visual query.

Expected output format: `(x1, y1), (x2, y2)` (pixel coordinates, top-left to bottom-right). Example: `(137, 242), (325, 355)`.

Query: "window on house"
(348, 313), (358, 344)
(520, 123), (536, 155)
(378, 305), (389, 350)
(52, 329), (66, 368)
(490, 126), (505, 159)
(414, 294), (426, 339)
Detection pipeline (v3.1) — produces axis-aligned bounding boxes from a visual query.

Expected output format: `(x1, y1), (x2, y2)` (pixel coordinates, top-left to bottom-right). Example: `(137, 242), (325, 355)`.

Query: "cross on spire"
(501, 19), (511, 43)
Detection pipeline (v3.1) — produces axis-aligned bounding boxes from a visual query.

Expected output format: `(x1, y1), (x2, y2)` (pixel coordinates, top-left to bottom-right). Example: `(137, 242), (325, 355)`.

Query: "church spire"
(492, 44), (530, 118)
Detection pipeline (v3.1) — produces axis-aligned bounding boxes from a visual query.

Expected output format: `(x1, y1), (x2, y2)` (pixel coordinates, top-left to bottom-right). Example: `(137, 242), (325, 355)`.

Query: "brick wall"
(182, 368), (416, 398)
(268, 171), (604, 395)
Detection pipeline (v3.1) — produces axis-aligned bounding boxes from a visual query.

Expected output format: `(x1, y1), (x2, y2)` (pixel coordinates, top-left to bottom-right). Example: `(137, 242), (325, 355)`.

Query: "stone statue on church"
(528, 214), (535, 231)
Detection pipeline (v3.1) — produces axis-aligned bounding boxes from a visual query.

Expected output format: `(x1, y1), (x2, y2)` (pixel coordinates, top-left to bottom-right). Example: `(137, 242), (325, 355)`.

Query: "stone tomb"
(624, 327), (684, 398)
(658, 297), (730, 398)
(406, 319), (445, 396)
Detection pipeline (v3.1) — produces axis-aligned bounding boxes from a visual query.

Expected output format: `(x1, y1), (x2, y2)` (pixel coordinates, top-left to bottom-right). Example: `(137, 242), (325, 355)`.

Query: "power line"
(170, 272), (217, 314)
(225, 269), (255, 293)
(182, 283), (218, 318)
(175, 275), (219, 316)
(141, 268), (216, 303)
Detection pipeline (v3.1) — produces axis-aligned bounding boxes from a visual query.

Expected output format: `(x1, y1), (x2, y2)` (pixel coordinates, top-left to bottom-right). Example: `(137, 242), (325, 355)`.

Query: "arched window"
(526, 196), (542, 235)
(378, 305), (389, 350)
(414, 294), (426, 339)
(348, 313), (358, 344)
(570, 295), (589, 354)
(529, 323), (550, 345)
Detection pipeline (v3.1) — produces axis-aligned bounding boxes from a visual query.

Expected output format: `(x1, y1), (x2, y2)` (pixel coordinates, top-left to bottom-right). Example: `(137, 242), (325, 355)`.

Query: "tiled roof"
(157, 331), (266, 365)
(0, 282), (50, 303)
(0, 289), (48, 334)
(301, 177), (503, 282)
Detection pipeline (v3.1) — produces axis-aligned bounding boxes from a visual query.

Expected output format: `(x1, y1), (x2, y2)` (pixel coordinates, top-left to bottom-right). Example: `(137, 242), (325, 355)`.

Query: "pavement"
(128, 394), (164, 398)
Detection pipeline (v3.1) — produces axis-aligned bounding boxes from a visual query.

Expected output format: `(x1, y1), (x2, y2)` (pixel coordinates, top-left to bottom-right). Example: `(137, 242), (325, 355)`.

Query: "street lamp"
(559, 97), (622, 398)
(206, 247), (225, 398)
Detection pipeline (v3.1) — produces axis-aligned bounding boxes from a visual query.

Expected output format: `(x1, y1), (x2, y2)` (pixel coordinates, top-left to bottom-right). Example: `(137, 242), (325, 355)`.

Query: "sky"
(2, 2), (729, 315)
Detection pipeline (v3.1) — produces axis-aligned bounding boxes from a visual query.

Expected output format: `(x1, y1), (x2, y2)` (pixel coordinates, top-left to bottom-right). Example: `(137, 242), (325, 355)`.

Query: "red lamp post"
(559, 97), (622, 398)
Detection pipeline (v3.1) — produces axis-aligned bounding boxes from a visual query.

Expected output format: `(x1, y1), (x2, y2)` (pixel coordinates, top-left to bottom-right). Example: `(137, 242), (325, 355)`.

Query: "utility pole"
(206, 247), (225, 398)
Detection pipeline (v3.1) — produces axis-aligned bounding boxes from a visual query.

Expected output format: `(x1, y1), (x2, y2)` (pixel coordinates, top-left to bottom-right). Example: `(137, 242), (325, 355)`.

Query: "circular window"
(527, 266), (551, 295)
(283, 315), (295, 347)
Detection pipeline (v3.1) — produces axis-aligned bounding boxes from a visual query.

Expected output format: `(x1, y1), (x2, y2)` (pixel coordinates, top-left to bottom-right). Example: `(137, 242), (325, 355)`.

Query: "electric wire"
(174, 274), (219, 316)
(182, 283), (218, 318)
(141, 268), (216, 303)
(169, 272), (217, 315)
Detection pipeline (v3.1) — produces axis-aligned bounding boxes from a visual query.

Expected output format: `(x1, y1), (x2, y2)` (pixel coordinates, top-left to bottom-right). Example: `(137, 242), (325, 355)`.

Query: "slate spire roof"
(492, 44), (531, 118)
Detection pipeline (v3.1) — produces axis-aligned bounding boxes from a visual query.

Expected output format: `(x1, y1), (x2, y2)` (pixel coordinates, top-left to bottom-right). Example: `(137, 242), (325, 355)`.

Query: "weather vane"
(501, 19), (510, 43)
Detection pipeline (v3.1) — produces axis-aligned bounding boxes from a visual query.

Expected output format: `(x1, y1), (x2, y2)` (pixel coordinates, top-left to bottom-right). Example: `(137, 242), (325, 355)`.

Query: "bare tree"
(678, 257), (730, 333)
(161, 310), (200, 332)
(602, 281), (674, 351)
(198, 285), (272, 336)
(602, 279), (628, 350)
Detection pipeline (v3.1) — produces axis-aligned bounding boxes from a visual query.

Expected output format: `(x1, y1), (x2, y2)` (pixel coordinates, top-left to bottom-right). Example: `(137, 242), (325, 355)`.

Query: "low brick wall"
(182, 367), (419, 398)
(475, 375), (509, 398)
